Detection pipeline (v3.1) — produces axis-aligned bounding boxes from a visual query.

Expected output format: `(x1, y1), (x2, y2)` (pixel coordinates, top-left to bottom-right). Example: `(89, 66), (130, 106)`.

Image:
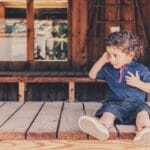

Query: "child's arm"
(89, 52), (110, 79)
(126, 71), (150, 93)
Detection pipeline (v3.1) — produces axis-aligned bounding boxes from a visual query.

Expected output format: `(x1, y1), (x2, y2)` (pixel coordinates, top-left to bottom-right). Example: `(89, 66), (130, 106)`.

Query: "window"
(34, 1), (68, 61)
(0, 1), (27, 61)
(0, 0), (68, 61)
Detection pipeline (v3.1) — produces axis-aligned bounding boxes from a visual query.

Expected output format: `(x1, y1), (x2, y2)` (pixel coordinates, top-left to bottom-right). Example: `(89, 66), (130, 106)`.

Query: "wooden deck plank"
(58, 102), (86, 140)
(0, 102), (22, 127)
(0, 102), (43, 140)
(0, 102), (5, 106)
(116, 125), (136, 139)
(84, 102), (118, 140)
(27, 102), (63, 140)
(84, 102), (102, 116)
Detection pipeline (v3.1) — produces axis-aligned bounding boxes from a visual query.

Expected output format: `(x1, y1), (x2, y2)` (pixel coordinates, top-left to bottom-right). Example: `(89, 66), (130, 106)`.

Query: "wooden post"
(0, 3), (5, 33)
(27, 0), (34, 61)
(18, 82), (26, 103)
(72, 0), (88, 71)
(69, 81), (75, 102)
(80, 0), (88, 70)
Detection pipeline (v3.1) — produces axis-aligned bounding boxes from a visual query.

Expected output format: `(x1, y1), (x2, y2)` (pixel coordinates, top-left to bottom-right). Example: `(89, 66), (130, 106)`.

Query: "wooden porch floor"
(0, 101), (148, 149)
(0, 140), (148, 150)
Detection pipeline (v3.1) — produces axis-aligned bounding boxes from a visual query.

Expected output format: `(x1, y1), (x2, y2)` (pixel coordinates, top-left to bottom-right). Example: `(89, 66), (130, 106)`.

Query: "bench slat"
(0, 76), (105, 83)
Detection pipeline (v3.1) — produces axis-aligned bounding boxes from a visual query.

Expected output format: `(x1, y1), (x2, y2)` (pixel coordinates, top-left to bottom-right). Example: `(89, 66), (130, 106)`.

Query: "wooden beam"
(0, 76), (106, 83)
(1, 1), (67, 8)
(80, 0), (88, 70)
(72, 0), (80, 70)
(0, 3), (5, 33)
(72, 0), (88, 71)
(67, 0), (72, 64)
(34, 2), (68, 8)
(27, 0), (34, 62)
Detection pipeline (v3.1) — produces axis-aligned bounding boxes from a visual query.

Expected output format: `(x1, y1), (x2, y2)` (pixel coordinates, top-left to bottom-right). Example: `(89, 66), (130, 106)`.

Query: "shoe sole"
(79, 116), (109, 140)
(133, 128), (150, 146)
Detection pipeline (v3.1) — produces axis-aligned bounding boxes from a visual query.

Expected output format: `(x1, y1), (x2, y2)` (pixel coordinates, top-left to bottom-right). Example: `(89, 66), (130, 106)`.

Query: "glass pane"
(34, 0), (68, 61)
(0, 1), (27, 61)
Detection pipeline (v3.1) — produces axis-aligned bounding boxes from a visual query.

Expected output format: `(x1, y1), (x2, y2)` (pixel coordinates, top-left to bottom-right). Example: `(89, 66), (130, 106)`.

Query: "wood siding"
(0, 0), (150, 101)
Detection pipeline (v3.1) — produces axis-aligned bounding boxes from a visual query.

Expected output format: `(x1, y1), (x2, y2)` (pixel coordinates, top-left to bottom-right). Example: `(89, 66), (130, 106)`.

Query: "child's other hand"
(125, 71), (141, 87)
(101, 52), (110, 64)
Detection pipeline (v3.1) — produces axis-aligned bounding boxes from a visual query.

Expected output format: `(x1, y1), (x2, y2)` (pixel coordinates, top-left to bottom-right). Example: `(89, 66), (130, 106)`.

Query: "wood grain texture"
(0, 140), (147, 150)
(0, 102), (43, 140)
(58, 102), (86, 140)
(0, 102), (22, 127)
(27, 102), (63, 140)
(116, 125), (136, 139)
(0, 102), (147, 141)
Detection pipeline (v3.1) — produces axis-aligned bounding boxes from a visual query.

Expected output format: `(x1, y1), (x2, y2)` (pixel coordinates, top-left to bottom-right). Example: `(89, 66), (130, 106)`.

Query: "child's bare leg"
(136, 110), (150, 131)
(134, 110), (150, 146)
(99, 112), (116, 128)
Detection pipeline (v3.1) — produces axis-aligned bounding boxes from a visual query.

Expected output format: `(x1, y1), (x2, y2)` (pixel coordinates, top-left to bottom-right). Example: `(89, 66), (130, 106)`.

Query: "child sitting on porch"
(79, 31), (150, 146)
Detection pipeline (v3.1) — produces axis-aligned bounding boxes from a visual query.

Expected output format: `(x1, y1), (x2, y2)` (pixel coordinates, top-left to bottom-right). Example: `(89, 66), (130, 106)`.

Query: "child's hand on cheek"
(125, 71), (142, 87)
(101, 52), (110, 64)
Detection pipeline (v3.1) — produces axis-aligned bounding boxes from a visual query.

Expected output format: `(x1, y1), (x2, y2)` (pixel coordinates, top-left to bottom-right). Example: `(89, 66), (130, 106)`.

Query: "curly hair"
(105, 31), (144, 59)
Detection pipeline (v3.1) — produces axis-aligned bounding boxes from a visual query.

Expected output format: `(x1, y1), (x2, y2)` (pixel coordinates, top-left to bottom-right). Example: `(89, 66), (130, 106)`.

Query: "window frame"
(27, 0), (70, 63)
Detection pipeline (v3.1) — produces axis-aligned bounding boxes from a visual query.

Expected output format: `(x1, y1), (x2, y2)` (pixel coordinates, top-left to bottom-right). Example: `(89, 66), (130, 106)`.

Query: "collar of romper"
(118, 65), (127, 83)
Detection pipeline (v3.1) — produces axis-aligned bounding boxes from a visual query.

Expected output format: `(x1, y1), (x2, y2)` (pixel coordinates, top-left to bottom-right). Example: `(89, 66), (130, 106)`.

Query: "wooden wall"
(88, 0), (150, 68)
(0, 0), (150, 101)
(0, 0), (149, 71)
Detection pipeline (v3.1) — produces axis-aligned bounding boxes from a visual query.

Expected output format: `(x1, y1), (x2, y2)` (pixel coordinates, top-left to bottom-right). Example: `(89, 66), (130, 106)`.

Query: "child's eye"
(114, 55), (120, 58)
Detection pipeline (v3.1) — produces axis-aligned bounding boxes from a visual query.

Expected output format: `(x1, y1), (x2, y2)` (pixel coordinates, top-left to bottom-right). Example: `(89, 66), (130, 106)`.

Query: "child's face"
(106, 46), (133, 69)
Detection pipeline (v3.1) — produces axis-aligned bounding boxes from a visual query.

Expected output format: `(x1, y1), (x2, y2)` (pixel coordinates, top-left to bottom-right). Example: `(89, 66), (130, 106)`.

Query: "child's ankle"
(99, 120), (113, 129)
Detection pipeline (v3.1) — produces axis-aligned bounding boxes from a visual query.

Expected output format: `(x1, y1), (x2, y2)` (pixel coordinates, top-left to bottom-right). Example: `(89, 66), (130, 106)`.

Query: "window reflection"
(34, 5), (68, 61)
(0, 3), (26, 61)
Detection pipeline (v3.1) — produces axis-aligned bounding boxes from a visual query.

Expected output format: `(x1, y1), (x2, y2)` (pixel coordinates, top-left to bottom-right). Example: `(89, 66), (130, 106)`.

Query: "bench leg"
(18, 82), (26, 103)
(69, 81), (75, 102)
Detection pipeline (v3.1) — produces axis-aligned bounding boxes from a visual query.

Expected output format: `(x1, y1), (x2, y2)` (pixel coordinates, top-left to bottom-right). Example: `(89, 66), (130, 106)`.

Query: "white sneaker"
(133, 127), (150, 146)
(78, 115), (109, 140)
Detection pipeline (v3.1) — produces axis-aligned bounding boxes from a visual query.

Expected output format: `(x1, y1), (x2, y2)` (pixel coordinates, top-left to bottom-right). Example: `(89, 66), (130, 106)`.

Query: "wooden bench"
(0, 71), (106, 103)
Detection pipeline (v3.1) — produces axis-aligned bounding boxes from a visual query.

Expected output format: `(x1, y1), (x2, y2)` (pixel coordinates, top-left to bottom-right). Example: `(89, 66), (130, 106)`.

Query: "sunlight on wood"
(0, 140), (149, 150)
(0, 1), (68, 8)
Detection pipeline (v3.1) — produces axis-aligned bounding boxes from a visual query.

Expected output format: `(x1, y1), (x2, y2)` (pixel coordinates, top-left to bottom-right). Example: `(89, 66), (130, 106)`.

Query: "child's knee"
(99, 112), (115, 128)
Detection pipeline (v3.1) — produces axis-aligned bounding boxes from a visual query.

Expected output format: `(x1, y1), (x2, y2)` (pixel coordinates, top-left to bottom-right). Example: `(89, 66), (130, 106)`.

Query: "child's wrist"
(100, 57), (108, 65)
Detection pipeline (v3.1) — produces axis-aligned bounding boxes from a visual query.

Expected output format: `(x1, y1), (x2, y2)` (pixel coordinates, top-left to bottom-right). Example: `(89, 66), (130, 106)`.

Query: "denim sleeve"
(140, 66), (150, 82)
(96, 65), (107, 80)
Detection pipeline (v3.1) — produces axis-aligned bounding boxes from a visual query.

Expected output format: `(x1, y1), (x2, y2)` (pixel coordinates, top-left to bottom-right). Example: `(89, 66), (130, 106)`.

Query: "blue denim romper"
(95, 61), (150, 125)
